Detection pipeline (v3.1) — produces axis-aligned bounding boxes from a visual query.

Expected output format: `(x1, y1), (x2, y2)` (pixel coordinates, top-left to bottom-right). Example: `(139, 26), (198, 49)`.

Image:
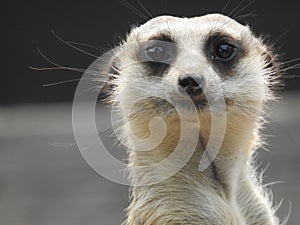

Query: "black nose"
(178, 73), (204, 96)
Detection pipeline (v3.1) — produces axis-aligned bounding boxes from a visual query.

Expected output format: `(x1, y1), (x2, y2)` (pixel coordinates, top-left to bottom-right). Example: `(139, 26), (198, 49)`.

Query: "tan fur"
(105, 14), (281, 225)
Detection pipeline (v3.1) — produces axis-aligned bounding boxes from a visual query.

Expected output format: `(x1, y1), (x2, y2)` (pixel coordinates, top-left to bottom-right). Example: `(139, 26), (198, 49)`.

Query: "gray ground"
(0, 92), (299, 225)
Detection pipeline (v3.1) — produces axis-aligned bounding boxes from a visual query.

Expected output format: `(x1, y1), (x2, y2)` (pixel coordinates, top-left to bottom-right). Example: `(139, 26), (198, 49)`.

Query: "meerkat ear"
(262, 51), (275, 70)
(98, 53), (120, 104)
(261, 43), (281, 72)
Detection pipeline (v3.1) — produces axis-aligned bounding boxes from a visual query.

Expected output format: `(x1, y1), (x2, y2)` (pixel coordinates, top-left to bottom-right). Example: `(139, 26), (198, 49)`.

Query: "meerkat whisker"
(42, 77), (98, 88)
(35, 47), (101, 76)
(234, 11), (257, 21)
(232, 0), (257, 19)
(136, 0), (153, 18)
(51, 30), (99, 58)
(228, 0), (248, 17)
(279, 57), (300, 66)
(66, 41), (105, 54)
(221, 0), (232, 14)
(119, 0), (149, 20)
(42, 78), (83, 87)
(30, 66), (101, 76)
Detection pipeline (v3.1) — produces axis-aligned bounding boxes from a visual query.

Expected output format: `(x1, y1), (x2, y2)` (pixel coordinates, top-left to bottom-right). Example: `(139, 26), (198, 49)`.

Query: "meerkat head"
(100, 14), (280, 152)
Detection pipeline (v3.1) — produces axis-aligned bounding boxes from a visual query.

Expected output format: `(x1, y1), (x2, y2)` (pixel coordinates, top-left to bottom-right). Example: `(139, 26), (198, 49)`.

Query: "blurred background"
(0, 0), (299, 224)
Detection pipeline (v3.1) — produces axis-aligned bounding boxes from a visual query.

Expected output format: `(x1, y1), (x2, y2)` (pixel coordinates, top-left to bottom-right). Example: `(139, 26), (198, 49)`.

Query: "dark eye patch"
(137, 34), (177, 77)
(205, 33), (244, 76)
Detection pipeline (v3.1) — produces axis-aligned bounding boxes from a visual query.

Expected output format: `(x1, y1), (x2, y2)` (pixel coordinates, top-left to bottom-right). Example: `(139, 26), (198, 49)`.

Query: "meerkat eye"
(138, 38), (176, 76)
(145, 45), (171, 62)
(213, 43), (236, 61)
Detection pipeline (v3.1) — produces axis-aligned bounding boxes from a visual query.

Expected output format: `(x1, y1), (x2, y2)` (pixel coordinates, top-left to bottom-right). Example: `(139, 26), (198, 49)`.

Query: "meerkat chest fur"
(103, 13), (281, 225)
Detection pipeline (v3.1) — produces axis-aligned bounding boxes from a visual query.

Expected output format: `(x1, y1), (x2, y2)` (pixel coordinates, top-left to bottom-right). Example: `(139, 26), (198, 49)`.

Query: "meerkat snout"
(178, 73), (205, 96)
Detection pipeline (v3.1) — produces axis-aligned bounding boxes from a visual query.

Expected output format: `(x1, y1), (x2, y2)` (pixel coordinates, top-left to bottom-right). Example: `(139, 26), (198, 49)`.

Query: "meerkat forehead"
(128, 14), (252, 43)
(123, 13), (267, 63)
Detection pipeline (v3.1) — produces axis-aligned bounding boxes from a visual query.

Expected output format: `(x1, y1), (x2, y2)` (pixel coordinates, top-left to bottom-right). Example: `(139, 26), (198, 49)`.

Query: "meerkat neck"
(126, 142), (250, 225)
(124, 112), (278, 225)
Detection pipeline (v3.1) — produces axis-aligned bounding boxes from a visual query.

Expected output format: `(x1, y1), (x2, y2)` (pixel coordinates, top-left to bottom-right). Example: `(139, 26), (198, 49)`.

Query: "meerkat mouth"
(174, 95), (209, 110)
(145, 95), (209, 113)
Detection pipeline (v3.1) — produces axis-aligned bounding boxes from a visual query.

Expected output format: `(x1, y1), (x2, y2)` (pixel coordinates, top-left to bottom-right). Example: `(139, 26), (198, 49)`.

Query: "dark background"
(1, 0), (300, 104)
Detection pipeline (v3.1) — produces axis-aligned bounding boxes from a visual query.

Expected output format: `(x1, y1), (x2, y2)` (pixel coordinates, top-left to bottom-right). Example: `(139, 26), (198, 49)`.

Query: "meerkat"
(100, 14), (282, 225)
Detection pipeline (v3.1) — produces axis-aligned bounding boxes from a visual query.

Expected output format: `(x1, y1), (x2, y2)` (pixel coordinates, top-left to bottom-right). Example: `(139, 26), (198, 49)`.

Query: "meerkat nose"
(178, 73), (205, 96)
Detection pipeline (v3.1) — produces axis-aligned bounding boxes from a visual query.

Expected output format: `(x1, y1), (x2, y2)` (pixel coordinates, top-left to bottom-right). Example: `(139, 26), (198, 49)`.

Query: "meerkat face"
(103, 14), (278, 120)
